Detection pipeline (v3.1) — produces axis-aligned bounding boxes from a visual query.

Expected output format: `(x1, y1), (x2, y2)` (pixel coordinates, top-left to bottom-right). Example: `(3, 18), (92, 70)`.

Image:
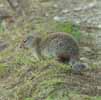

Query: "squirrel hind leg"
(57, 53), (71, 63)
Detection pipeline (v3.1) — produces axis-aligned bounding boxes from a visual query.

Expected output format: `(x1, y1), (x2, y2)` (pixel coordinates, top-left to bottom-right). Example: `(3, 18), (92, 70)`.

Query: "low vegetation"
(0, 20), (100, 100)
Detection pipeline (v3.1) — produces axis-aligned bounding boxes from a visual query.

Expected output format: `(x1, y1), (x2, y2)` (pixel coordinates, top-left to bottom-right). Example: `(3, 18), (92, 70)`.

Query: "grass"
(0, 20), (99, 100)
(24, 94), (101, 100)
(0, 53), (99, 100)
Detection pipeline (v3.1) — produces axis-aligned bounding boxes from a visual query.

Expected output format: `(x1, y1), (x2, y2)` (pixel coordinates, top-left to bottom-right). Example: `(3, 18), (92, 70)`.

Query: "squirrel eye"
(23, 40), (27, 42)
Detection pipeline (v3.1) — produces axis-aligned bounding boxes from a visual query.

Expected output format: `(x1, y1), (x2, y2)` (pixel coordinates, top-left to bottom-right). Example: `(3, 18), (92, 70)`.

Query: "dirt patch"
(0, 60), (101, 99)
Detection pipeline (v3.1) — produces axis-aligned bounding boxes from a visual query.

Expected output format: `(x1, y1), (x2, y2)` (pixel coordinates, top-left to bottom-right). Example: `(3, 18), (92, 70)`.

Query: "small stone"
(45, 13), (49, 17)
(98, 24), (101, 28)
(82, 47), (92, 53)
(62, 9), (69, 13)
(53, 4), (58, 8)
(80, 57), (90, 63)
(53, 16), (67, 22)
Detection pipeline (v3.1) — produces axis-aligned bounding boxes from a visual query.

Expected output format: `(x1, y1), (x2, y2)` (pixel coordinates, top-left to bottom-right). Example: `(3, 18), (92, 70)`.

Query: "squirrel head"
(20, 35), (41, 49)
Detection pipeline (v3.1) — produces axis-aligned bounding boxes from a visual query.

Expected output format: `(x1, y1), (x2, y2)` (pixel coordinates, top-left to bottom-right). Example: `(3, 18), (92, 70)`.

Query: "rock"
(53, 16), (67, 22)
(0, 41), (8, 52)
(71, 62), (88, 74)
(0, 7), (11, 20)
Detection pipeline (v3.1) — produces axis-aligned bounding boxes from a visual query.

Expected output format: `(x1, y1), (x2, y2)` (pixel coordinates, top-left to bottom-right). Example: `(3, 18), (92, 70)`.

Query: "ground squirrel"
(20, 32), (87, 74)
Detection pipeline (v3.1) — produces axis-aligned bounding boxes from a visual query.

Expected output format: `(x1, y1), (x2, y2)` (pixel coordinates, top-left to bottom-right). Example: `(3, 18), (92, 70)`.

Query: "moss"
(35, 20), (81, 41)
(55, 22), (72, 33)
(54, 21), (81, 41)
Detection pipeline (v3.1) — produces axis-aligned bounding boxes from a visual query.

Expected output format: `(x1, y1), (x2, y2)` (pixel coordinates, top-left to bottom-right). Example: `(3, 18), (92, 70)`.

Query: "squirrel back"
(40, 32), (79, 63)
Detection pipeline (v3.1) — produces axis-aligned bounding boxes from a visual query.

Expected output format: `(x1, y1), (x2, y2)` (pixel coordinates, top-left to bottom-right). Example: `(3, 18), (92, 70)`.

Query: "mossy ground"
(0, 19), (100, 100)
